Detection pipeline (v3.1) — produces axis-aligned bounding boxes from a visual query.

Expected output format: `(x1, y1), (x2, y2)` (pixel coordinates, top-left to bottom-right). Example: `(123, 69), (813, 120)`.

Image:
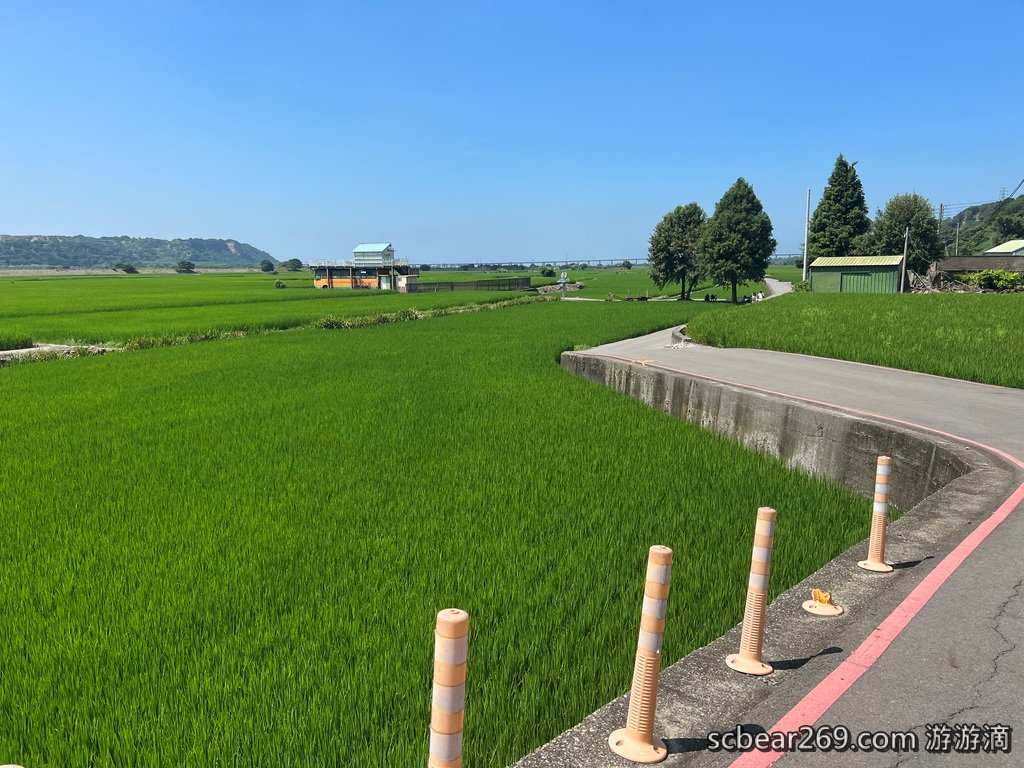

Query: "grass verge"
(687, 292), (1024, 389)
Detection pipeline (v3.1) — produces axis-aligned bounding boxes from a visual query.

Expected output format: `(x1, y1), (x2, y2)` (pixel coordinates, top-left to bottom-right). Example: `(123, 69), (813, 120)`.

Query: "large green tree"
(698, 178), (777, 303)
(863, 193), (941, 274)
(647, 203), (707, 299)
(808, 154), (870, 258)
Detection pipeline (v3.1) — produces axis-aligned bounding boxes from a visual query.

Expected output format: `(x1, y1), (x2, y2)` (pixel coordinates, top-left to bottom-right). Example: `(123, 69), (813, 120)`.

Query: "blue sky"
(2, 1), (1021, 263)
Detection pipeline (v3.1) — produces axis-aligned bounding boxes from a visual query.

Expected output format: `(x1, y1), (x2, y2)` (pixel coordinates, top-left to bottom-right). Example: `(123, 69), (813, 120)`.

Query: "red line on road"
(730, 481), (1024, 768)
(586, 351), (1024, 767)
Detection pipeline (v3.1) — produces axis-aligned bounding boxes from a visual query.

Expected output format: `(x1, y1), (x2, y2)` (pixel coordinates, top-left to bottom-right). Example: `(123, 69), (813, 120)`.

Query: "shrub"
(963, 269), (1022, 291)
(274, 280), (287, 289)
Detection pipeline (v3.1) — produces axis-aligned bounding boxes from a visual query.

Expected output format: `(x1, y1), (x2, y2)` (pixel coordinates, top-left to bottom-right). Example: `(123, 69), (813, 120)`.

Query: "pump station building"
(808, 255), (906, 293)
(310, 243), (419, 291)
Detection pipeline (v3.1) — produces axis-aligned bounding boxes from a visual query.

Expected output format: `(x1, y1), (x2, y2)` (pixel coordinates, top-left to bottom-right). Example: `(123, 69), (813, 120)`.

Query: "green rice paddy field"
(765, 264), (804, 284)
(687, 292), (1024, 389)
(421, 267), (766, 300)
(0, 272), (530, 345)
(1, 269), (772, 347)
(0, 296), (871, 767)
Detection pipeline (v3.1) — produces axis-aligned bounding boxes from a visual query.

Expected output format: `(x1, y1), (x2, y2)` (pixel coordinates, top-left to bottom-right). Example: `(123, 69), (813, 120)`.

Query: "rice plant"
(0, 302), (869, 766)
(0, 334), (33, 351)
(687, 292), (1024, 389)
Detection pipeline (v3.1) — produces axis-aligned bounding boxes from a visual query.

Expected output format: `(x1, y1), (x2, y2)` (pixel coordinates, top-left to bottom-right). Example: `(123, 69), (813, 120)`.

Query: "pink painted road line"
(585, 352), (1024, 768)
(729, 481), (1024, 768)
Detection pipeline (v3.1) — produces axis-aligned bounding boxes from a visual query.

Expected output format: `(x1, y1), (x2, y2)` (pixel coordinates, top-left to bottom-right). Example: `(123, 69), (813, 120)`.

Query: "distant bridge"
(422, 259), (649, 270)
(418, 255), (800, 271)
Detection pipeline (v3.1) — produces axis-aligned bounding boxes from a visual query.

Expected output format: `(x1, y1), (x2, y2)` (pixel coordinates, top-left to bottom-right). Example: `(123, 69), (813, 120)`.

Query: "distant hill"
(941, 195), (1024, 255)
(0, 235), (274, 269)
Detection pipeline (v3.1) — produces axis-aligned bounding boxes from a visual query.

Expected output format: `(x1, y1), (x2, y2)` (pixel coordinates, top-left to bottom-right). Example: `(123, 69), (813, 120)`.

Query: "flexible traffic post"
(726, 507), (777, 676)
(429, 608), (469, 768)
(609, 545), (673, 764)
(858, 456), (894, 573)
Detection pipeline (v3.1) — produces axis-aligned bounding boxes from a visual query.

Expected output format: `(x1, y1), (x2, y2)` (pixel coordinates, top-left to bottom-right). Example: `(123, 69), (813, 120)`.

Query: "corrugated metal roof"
(353, 242), (393, 253)
(809, 255), (904, 267)
(985, 239), (1024, 255)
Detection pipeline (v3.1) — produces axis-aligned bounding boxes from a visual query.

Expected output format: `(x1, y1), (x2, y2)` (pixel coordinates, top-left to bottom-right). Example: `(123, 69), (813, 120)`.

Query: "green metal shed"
(809, 255), (905, 293)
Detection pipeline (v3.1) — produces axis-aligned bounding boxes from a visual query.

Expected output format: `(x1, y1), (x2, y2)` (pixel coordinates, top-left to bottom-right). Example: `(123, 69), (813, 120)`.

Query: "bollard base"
(726, 653), (774, 676)
(802, 599), (845, 617)
(857, 559), (894, 573)
(609, 730), (667, 764)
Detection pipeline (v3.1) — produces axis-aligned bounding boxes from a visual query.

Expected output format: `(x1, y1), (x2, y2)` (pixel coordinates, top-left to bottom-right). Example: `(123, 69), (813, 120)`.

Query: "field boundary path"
(0, 343), (113, 362)
(764, 276), (792, 298)
(514, 327), (1024, 768)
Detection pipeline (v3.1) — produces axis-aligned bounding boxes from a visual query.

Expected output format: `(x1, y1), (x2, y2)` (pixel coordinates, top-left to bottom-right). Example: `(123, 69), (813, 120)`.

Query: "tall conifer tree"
(808, 154), (870, 259)
(698, 179), (776, 303)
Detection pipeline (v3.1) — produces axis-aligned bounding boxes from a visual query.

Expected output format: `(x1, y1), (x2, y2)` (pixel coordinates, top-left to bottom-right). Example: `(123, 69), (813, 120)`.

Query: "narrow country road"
(764, 276), (792, 298)
(583, 326), (1024, 767)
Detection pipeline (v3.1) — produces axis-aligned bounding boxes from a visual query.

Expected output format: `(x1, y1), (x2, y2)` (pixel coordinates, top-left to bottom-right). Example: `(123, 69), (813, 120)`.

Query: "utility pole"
(955, 222), (960, 257)
(900, 226), (909, 293)
(802, 187), (811, 282)
(937, 204), (944, 258)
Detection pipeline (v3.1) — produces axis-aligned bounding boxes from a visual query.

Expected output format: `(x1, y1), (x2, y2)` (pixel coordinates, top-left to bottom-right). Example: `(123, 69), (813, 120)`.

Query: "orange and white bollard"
(609, 545), (673, 764)
(858, 456), (894, 573)
(726, 507), (777, 676)
(429, 608), (469, 768)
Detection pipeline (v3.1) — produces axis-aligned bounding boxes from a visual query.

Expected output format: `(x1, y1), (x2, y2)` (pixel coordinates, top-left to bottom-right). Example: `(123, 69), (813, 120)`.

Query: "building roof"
(984, 239), (1024, 255)
(809, 255), (904, 268)
(353, 242), (393, 253)
(936, 256), (1024, 272)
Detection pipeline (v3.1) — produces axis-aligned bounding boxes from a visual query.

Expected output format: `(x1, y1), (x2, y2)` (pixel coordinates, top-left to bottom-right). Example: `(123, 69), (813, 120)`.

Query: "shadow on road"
(769, 644), (843, 671)
(892, 555), (934, 570)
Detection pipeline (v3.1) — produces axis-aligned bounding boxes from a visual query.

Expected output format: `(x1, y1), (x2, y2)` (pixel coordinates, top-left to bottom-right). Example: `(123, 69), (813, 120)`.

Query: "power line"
(985, 176), (1024, 221)
(934, 179), (1022, 221)
(943, 200), (998, 209)
(935, 201), (996, 215)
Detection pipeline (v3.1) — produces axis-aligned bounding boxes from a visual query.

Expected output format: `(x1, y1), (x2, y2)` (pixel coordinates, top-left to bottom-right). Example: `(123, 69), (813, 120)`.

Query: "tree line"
(648, 178), (776, 303)
(806, 154), (942, 274)
(0, 235), (273, 269)
(651, 158), (1024, 296)
(808, 155), (1022, 273)
(940, 196), (1024, 256)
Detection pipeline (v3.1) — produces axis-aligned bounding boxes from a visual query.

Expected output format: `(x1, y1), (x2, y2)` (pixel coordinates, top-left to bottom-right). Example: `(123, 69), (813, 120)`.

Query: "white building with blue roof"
(309, 242), (417, 291)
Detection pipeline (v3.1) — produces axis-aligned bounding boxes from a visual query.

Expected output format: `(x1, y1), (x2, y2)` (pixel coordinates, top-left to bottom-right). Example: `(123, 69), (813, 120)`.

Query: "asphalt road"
(586, 327), (1024, 767)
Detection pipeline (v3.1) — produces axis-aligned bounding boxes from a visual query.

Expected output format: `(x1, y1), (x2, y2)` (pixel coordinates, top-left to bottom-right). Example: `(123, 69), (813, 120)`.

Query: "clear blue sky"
(2, 1), (1021, 263)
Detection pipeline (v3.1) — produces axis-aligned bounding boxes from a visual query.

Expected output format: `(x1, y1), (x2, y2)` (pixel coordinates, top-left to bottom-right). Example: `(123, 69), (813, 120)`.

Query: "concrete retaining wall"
(509, 351), (1020, 768)
(561, 351), (971, 513)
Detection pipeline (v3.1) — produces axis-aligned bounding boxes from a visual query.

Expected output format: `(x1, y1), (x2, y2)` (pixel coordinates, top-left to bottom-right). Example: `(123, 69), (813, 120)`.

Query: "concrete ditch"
(510, 350), (1022, 768)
